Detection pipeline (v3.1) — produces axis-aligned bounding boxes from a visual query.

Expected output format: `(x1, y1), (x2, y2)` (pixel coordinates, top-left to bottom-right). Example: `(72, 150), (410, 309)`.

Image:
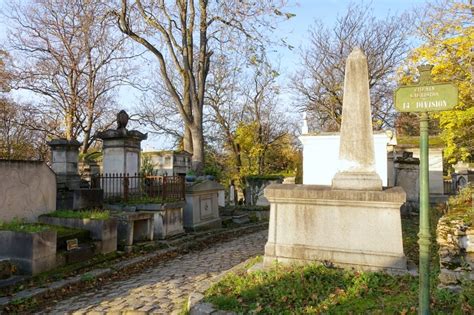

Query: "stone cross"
(332, 48), (382, 191)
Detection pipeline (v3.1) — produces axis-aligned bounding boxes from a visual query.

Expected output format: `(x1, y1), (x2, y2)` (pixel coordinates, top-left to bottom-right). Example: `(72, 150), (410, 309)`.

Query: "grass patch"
(205, 207), (474, 313)
(44, 209), (110, 220)
(205, 263), (471, 314)
(0, 219), (51, 233)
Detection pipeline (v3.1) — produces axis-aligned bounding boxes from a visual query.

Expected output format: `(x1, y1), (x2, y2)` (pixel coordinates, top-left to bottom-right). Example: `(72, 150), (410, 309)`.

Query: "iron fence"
(443, 180), (456, 195)
(91, 173), (185, 203)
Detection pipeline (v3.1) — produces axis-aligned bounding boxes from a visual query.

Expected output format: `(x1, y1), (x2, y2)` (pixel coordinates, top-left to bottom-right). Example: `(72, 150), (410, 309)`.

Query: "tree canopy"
(402, 0), (473, 164)
(292, 2), (412, 132)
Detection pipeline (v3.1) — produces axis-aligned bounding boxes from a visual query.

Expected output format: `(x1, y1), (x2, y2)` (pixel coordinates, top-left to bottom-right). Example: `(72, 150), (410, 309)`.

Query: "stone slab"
(263, 184), (407, 272)
(184, 183), (222, 231)
(113, 212), (154, 252)
(0, 230), (57, 275)
(38, 216), (117, 254)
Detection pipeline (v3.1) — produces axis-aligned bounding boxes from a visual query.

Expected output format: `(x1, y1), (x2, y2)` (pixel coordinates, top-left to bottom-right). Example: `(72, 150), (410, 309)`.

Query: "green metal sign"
(394, 64), (458, 113)
(395, 83), (458, 112)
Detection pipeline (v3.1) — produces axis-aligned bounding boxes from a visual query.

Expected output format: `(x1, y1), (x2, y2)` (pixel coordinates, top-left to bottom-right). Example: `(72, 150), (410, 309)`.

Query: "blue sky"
(0, 0), (429, 150)
(272, 0), (428, 75)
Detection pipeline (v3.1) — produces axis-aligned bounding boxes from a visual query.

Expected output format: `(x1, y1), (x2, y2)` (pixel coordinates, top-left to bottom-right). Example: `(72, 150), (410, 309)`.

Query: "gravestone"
(263, 48), (407, 272)
(48, 139), (103, 210)
(96, 110), (147, 196)
(48, 139), (82, 190)
(394, 152), (420, 213)
(184, 180), (223, 231)
(331, 49), (383, 191)
(229, 182), (236, 206)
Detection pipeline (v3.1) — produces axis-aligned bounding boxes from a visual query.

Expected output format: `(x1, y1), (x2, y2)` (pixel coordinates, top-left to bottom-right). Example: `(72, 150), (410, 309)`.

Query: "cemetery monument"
(263, 48), (407, 272)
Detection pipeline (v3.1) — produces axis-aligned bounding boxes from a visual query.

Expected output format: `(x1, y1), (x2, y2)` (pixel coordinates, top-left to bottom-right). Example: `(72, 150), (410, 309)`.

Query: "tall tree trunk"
(190, 125), (204, 173)
(183, 125), (193, 154)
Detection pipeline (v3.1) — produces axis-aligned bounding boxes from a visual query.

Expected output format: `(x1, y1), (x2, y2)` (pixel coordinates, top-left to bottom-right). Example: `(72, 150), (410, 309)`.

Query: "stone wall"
(437, 211), (474, 289)
(0, 160), (56, 222)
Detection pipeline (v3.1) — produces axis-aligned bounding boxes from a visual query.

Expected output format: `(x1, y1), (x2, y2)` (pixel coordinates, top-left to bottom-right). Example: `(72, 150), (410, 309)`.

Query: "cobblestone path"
(45, 230), (267, 314)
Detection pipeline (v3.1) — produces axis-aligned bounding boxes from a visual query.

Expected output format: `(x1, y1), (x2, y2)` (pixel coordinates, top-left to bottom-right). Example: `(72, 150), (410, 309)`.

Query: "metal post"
(418, 112), (431, 314)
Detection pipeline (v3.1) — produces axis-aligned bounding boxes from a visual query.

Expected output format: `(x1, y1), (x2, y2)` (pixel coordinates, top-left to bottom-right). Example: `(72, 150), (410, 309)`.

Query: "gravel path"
(43, 230), (267, 314)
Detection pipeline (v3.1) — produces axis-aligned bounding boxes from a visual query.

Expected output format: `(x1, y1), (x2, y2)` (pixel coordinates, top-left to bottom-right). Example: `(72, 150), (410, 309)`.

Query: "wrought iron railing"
(91, 173), (185, 203)
(443, 180), (456, 195)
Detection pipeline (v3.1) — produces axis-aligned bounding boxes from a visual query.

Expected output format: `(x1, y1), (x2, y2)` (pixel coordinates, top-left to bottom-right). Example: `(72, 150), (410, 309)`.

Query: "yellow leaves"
(400, 2), (474, 164)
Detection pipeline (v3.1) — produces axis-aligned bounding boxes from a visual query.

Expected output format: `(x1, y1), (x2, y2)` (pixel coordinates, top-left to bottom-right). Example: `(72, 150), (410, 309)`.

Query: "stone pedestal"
(96, 116), (147, 197)
(48, 139), (104, 210)
(263, 185), (407, 272)
(96, 129), (147, 176)
(48, 139), (82, 190)
(184, 180), (223, 231)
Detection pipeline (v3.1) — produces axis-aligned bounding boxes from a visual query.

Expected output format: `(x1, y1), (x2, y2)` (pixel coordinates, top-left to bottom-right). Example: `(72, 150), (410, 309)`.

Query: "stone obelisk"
(332, 48), (383, 191)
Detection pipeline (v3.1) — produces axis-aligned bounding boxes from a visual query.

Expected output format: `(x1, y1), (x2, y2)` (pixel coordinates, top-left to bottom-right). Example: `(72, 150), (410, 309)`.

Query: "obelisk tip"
(348, 47), (366, 59)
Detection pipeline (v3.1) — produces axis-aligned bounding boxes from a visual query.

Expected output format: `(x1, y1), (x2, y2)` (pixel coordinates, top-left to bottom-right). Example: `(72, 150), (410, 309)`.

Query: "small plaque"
(66, 239), (79, 251)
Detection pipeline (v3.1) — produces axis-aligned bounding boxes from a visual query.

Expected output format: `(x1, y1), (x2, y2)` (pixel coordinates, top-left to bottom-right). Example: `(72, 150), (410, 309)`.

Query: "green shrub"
(446, 184), (474, 224)
(448, 184), (473, 208)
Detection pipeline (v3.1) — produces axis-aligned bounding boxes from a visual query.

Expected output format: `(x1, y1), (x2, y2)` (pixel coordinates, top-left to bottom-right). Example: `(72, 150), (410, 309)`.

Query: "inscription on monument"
(200, 197), (213, 219)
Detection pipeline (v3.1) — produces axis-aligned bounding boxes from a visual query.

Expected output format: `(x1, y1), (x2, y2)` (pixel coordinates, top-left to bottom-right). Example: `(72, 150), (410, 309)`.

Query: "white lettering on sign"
(415, 100), (448, 109)
(410, 86), (439, 98)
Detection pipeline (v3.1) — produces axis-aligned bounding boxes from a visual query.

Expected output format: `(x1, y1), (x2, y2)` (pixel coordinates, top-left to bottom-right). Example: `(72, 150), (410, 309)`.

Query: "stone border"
(0, 222), (268, 312)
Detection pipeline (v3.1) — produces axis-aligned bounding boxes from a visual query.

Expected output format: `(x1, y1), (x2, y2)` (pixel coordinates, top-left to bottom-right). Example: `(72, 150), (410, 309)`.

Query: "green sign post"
(394, 65), (458, 315)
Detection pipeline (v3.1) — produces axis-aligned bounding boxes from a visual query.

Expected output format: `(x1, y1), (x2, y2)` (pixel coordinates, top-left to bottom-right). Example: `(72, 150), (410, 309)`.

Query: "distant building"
(142, 150), (192, 176)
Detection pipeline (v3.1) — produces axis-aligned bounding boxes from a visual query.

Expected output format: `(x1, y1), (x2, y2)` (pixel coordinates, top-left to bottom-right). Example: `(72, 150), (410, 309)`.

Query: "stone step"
(232, 214), (250, 225)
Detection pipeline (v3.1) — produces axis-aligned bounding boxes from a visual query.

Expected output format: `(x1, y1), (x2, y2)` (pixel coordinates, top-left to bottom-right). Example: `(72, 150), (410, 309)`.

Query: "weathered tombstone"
(301, 112), (309, 134)
(48, 139), (82, 190)
(96, 110), (147, 195)
(48, 139), (103, 209)
(184, 180), (223, 231)
(331, 48), (382, 191)
(394, 151), (420, 214)
(263, 48), (407, 272)
(229, 182), (236, 206)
